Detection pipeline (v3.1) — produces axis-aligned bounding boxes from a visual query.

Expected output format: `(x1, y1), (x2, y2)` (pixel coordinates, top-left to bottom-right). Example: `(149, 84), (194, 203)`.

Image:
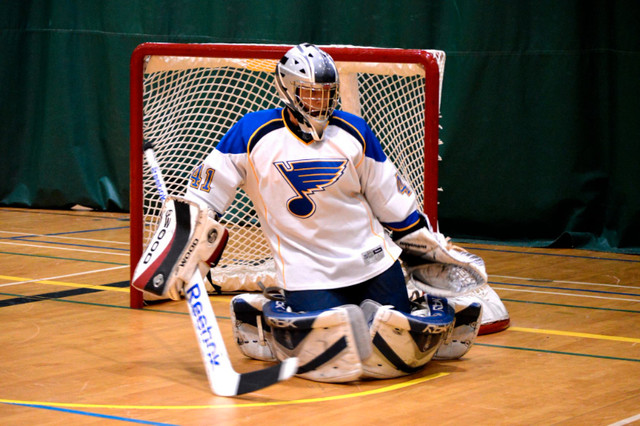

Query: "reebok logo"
(185, 282), (221, 366)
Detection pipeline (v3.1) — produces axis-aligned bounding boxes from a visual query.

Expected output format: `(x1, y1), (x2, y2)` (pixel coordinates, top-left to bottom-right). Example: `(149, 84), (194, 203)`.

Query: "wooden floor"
(1, 207), (639, 426)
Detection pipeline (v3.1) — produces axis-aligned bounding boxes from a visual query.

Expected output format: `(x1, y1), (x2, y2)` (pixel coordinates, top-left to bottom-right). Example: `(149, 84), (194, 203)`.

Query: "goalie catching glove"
(394, 214), (488, 296)
(132, 197), (229, 300)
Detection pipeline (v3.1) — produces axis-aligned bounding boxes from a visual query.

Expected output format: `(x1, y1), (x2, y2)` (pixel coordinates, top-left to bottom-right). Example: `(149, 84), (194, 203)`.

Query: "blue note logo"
(274, 158), (348, 218)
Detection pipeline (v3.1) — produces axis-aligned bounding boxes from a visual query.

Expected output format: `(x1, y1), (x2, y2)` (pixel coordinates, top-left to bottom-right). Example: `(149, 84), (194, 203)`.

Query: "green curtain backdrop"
(1, 0), (638, 253)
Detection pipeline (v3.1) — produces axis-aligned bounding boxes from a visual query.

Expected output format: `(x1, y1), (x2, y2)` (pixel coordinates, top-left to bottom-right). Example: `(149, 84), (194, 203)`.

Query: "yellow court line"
(0, 372), (448, 410)
(3, 275), (636, 343)
(0, 275), (129, 293)
(509, 326), (640, 344)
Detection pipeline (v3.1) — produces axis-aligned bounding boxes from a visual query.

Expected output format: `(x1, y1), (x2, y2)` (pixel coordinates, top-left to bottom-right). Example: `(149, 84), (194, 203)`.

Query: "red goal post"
(129, 43), (445, 308)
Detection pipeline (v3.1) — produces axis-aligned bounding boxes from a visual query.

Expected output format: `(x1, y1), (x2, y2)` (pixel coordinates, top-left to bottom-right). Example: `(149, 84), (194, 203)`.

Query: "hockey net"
(130, 43), (445, 308)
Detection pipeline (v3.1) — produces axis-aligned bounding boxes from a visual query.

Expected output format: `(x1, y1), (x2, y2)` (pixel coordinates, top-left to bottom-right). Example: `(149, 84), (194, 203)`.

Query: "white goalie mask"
(275, 43), (340, 141)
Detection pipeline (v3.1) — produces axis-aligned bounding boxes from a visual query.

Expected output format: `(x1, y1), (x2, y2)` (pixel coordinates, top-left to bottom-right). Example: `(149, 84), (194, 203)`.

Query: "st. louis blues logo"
(396, 173), (413, 196)
(274, 158), (348, 218)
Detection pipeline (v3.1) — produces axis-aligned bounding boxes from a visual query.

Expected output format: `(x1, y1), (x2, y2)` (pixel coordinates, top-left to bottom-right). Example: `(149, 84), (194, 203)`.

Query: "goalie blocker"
(132, 197), (228, 300)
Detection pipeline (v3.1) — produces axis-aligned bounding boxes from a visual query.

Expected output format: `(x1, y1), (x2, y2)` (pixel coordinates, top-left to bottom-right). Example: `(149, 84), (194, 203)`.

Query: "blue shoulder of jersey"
(216, 108), (285, 155)
(330, 110), (387, 162)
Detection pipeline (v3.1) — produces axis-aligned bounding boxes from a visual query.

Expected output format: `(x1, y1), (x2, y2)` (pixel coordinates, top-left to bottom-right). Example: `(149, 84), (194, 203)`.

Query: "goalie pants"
(284, 260), (411, 313)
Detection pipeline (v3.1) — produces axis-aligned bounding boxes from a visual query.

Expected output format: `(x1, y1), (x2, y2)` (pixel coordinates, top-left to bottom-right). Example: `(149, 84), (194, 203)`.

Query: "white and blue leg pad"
(407, 280), (485, 359)
(360, 296), (455, 379)
(434, 295), (483, 360)
(263, 301), (372, 383)
(230, 293), (277, 362)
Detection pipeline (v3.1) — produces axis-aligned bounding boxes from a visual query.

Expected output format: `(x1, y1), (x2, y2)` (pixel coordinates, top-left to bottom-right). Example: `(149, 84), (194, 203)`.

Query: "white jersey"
(185, 108), (421, 291)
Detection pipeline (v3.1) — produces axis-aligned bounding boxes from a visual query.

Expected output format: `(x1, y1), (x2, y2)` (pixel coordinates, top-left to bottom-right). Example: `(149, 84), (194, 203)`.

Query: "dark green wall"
(1, 0), (638, 253)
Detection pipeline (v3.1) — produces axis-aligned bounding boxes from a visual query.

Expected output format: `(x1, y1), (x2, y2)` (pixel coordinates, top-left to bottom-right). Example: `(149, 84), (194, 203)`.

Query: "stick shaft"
(143, 144), (169, 202)
(141, 141), (298, 396)
(184, 268), (239, 395)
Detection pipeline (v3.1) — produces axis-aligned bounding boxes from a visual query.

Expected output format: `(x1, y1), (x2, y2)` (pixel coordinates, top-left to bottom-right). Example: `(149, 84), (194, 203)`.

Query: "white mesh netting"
(136, 47), (445, 292)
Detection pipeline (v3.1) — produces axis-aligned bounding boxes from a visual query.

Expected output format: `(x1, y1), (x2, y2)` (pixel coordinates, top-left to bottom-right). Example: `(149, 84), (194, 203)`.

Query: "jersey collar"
(282, 107), (317, 144)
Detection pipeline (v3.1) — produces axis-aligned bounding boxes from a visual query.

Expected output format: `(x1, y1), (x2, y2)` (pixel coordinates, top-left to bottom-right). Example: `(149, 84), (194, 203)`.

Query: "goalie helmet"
(275, 43), (339, 141)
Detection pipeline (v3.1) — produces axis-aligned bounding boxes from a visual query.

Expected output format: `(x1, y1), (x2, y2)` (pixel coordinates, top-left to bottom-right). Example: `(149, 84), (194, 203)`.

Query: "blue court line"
(0, 289), (185, 313)
(470, 246), (640, 263)
(10, 226), (129, 238)
(0, 208), (129, 221)
(490, 280), (640, 298)
(0, 281), (129, 308)
(2, 402), (178, 425)
(475, 343), (640, 363)
(4, 237), (129, 252)
(501, 298), (640, 314)
(3, 226), (130, 252)
(0, 250), (127, 265)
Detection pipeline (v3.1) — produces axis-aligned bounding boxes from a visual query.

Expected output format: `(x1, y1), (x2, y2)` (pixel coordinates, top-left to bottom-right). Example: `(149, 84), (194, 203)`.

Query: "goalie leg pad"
(434, 296), (483, 360)
(472, 284), (510, 335)
(132, 197), (228, 300)
(230, 293), (276, 362)
(263, 301), (371, 383)
(416, 281), (510, 335)
(360, 296), (454, 379)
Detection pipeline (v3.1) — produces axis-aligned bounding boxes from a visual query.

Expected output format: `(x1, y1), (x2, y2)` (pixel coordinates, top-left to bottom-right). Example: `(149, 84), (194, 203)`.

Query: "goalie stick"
(141, 141), (298, 396)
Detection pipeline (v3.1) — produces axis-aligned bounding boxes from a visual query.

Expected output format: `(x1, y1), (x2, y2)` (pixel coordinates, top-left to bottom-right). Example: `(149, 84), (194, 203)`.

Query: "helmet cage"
(274, 43), (340, 141)
(293, 81), (339, 121)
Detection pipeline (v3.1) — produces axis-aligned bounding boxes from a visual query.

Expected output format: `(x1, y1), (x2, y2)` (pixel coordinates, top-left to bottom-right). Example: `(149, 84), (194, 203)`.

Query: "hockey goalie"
(134, 43), (509, 383)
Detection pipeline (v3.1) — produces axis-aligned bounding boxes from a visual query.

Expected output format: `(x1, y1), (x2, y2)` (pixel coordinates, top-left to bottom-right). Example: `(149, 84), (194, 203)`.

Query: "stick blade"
(212, 357), (299, 396)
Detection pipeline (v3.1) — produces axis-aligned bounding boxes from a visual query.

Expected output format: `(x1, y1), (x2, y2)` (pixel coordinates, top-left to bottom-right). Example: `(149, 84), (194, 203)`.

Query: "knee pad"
(360, 296), (455, 379)
(263, 301), (372, 383)
(230, 293), (276, 361)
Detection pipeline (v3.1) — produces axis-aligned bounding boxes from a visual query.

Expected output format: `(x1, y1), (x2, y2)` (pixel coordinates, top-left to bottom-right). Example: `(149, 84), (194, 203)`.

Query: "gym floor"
(1, 207), (639, 425)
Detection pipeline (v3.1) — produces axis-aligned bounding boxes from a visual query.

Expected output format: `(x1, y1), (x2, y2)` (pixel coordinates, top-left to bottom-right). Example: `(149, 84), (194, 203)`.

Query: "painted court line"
(0, 274), (129, 293)
(0, 229), (129, 245)
(492, 286), (640, 303)
(0, 241), (128, 257)
(492, 274), (637, 290)
(0, 282), (130, 307)
(0, 266), (128, 288)
(1, 402), (177, 425)
(470, 246), (640, 263)
(509, 326), (640, 344)
(0, 372), (449, 410)
(608, 413), (640, 426)
(491, 280), (639, 297)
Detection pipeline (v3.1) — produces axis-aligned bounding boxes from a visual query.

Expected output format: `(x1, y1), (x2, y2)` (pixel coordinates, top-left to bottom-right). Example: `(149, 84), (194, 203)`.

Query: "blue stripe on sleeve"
(382, 210), (422, 231)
